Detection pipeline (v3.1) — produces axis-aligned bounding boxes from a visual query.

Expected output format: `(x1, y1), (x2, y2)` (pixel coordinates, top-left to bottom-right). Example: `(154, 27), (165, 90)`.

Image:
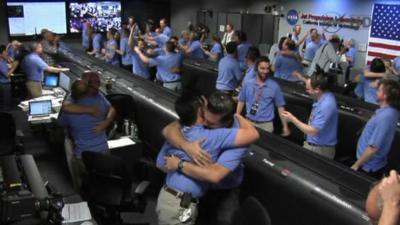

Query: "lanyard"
(253, 83), (265, 105)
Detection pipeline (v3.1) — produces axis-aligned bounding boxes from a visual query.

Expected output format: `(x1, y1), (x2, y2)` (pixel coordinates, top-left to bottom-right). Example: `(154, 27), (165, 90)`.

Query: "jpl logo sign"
(287, 9), (299, 25)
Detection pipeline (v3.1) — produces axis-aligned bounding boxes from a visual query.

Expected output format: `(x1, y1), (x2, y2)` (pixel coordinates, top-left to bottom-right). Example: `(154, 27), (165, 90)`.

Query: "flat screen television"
(7, 0), (67, 36)
(68, 1), (121, 33)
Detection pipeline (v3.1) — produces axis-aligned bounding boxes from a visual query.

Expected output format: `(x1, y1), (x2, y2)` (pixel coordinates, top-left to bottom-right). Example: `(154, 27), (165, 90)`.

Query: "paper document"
(62, 201), (92, 223)
(108, 136), (136, 149)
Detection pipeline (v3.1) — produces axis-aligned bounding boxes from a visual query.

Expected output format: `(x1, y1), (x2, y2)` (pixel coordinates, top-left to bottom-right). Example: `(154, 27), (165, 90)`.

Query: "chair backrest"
(232, 196), (272, 225)
(106, 94), (136, 132)
(0, 112), (16, 155)
(81, 151), (132, 206)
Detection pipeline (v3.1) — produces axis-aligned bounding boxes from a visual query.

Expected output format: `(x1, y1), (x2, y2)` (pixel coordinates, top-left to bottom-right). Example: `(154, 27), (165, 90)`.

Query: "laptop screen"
(44, 74), (59, 88)
(29, 100), (52, 115)
(59, 72), (71, 91)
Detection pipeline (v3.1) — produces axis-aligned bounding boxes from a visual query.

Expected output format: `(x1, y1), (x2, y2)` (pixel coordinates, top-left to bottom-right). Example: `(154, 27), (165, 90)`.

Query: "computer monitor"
(29, 100), (52, 116)
(59, 72), (71, 91)
(44, 73), (59, 88)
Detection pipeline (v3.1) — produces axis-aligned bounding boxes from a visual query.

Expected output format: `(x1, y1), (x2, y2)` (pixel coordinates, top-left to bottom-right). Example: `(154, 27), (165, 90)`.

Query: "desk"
(18, 87), (67, 124)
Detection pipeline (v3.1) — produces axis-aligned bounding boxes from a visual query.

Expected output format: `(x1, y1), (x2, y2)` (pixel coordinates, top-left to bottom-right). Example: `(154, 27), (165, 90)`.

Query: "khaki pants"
(26, 80), (42, 98)
(303, 141), (336, 159)
(254, 121), (274, 133)
(156, 187), (198, 225)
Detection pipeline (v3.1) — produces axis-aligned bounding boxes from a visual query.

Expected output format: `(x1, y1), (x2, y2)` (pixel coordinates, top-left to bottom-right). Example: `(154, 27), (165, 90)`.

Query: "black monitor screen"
(7, 0), (67, 36)
(69, 1), (121, 33)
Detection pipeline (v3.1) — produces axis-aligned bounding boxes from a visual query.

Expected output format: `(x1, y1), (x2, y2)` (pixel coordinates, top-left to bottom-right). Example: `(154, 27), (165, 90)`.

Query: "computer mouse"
(80, 222), (93, 225)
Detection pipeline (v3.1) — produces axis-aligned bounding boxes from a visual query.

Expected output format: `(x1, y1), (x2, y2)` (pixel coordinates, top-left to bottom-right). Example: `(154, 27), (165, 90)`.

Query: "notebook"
(61, 201), (92, 223)
(28, 100), (52, 118)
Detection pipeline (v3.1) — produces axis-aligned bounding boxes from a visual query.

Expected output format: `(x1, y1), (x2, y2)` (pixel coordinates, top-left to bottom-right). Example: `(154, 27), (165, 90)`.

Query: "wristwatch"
(177, 160), (185, 172)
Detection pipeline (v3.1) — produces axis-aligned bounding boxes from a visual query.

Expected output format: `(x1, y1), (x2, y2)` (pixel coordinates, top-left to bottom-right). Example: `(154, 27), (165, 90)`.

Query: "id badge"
(179, 208), (192, 223)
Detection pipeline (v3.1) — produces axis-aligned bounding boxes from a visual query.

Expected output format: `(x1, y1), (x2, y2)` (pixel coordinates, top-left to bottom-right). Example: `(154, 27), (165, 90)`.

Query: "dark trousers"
(197, 188), (240, 225)
(121, 64), (132, 72)
(362, 167), (386, 180)
(0, 83), (11, 110)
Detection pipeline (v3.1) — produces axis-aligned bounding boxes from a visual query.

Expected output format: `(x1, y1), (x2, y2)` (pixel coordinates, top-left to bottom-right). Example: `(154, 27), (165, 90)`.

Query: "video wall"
(6, 0), (122, 36)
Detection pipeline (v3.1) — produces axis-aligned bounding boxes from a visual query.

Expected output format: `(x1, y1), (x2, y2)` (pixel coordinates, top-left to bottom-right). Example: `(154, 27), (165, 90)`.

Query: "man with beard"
(237, 56), (290, 135)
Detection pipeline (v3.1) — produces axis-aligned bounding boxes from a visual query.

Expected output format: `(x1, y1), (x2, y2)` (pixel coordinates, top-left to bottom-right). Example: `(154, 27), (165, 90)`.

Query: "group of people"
(0, 29), (70, 111)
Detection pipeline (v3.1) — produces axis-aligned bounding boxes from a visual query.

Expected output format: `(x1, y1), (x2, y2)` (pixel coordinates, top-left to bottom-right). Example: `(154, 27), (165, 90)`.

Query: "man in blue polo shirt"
(104, 28), (119, 66)
(233, 31), (251, 71)
(274, 39), (303, 81)
(351, 79), (400, 179)
(134, 41), (182, 91)
(0, 45), (11, 110)
(81, 21), (91, 51)
(237, 56), (290, 135)
(156, 92), (259, 225)
(160, 18), (172, 38)
(22, 41), (69, 98)
(242, 46), (260, 84)
(181, 31), (205, 59)
(216, 42), (242, 94)
(88, 29), (103, 57)
(116, 28), (132, 71)
(162, 91), (255, 225)
(282, 72), (338, 159)
(130, 38), (150, 79)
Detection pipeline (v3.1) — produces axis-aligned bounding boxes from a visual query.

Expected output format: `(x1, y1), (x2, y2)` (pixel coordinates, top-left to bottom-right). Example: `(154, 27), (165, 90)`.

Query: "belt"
(163, 185), (199, 203)
(306, 142), (335, 148)
(248, 119), (272, 124)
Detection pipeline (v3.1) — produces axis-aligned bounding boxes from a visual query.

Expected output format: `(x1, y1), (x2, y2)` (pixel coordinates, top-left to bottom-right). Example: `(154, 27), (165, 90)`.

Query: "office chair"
(0, 112), (23, 156)
(231, 196), (272, 225)
(81, 151), (150, 225)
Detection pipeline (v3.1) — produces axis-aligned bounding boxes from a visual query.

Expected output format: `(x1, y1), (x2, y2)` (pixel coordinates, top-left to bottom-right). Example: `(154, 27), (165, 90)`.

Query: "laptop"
(43, 73), (60, 90)
(28, 100), (52, 119)
(59, 72), (71, 92)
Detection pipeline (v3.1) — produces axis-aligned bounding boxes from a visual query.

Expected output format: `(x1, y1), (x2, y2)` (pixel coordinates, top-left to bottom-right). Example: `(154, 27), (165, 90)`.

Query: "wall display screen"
(68, 1), (121, 33)
(7, 0), (67, 36)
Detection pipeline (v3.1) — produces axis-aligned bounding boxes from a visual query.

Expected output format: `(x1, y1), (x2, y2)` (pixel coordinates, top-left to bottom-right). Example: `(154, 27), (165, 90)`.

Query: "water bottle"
(130, 123), (139, 141)
(124, 119), (130, 136)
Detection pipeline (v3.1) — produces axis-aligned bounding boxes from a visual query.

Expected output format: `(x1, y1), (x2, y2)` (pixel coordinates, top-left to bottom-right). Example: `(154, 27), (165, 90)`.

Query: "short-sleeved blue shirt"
(242, 65), (256, 84)
(149, 52), (181, 82)
(303, 41), (322, 61)
(364, 78), (379, 105)
(82, 25), (90, 49)
(154, 34), (169, 48)
(210, 43), (223, 61)
(156, 124), (238, 197)
(105, 39), (119, 66)
(306, 92), (338, 145)
(22, 53), (48, 81)
(120, 37), (132, 66)
(357, 106), (399, 172)
(188, 40), (205, 59)
(345, 47), (356, 66)
(0, 59), (10, 84)
(92, 33), (103, 56)
(210, 117), (249, 190)
(162, 26), (172, 38)
(7, 47), (17, 60)
(131, 51), (150, 79)
(216, 55), (242, 91)
(239, 78), (285, 122)
(61, 93), (111, 158)
(237, 42), (251, 71)
(274, 53), (303, 81)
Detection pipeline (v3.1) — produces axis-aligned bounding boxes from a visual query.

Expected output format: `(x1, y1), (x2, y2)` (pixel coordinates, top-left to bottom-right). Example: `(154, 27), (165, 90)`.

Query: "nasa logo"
(287, 9), (299, 25)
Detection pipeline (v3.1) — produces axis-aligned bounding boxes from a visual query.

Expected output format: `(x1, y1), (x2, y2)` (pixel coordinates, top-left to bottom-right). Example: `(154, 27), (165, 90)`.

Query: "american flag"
(366, 3), (400, 64)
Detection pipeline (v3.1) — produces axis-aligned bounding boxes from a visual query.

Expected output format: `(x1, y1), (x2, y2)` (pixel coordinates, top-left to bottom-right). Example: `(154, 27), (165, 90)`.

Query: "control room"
(0, 0), (399, 225)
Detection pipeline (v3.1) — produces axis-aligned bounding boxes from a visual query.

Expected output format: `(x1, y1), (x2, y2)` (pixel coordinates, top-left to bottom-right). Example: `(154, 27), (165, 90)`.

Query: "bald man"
(366, 170), (400, 225)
